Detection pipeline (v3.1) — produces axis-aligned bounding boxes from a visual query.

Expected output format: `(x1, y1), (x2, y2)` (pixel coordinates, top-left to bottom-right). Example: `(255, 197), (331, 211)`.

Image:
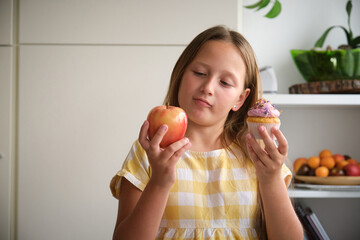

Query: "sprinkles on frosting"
(248, 98), (280, 118)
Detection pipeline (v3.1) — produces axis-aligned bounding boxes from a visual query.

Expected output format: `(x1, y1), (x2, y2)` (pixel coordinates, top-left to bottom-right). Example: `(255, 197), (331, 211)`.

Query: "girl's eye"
(220, 80), (231, 86)
(194, 71), (206, 76)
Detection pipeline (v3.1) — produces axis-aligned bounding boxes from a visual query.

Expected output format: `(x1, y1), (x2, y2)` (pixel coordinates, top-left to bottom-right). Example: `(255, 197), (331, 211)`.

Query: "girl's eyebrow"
(191, 61), (209, 68)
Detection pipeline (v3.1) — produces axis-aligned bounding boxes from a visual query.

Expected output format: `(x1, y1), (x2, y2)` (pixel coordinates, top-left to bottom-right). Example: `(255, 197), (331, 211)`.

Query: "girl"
(110, 25), (303, 240)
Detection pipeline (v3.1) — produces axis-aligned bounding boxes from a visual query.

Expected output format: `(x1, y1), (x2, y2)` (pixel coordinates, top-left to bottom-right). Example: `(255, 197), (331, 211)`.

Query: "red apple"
(147, 105), (188, 148)
(333, 153), (345, 163)
(343, 163), (360, 176)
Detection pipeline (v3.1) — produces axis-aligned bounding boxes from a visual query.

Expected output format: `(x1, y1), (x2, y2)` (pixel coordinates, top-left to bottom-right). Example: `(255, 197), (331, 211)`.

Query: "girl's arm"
(113, 121), (191, 240)
(113, 178), (171, 240)
(246, 126), (303, 240)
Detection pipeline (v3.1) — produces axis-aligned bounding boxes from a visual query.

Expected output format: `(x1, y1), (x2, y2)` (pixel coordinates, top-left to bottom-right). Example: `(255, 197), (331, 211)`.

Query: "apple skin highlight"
(147, 105), (188, 148)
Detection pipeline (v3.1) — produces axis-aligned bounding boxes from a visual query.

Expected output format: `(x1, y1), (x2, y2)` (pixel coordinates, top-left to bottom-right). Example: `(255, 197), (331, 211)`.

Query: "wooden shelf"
(263, 94), (360, 107)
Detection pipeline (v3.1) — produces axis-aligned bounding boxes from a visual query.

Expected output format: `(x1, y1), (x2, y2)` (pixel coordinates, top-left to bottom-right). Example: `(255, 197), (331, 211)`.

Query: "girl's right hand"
(138, 120), (191, 189)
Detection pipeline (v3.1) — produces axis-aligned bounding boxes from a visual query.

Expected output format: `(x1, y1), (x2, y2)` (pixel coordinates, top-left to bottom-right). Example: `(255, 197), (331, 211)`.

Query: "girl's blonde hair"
(164, 25), (267, 238)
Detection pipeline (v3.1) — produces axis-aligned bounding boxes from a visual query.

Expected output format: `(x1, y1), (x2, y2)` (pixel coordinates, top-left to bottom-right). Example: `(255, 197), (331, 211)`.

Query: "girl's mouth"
(194, 98), (211, 107)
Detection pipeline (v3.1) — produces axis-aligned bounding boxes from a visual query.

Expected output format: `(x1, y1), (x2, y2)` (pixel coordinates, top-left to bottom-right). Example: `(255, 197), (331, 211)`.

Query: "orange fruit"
(315, 166), (329, 177)
(293, 158), (308, 174)
(347, 158), (358, 165)
(308, 156), (320, 169)
(320, 156), (336, 169)
(336, 160), (349, 169)
(319, 149), (332, 158)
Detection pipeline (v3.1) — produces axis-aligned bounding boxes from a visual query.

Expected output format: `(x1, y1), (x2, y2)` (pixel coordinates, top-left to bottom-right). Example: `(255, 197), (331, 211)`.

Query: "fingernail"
(161, 125), (168, 131)
(184, 137), (189, 143)
(246, 133), (252, 140)
(259, 126), (265, 132)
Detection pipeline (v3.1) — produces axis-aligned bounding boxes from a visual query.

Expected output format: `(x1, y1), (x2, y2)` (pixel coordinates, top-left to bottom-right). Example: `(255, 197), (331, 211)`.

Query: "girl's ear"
(232, 88), (250, 111)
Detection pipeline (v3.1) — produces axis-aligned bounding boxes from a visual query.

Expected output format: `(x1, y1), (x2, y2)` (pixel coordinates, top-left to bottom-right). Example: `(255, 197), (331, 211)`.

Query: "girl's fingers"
(258, 125), (279, 158)
(138, 120), (150, 149)
(246, 138), (265, 167)
(149, 124), (168, 149)
(246, 133), (268, 165)
(162, 137), (190, 160)
(272, 127), (288, 156)
(168, 139), (191, 166)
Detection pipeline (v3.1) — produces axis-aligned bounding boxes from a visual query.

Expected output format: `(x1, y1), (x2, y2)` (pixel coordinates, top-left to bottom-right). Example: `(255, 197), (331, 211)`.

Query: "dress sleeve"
(110, 140), (151, 199)
(281, 163), (293, 188)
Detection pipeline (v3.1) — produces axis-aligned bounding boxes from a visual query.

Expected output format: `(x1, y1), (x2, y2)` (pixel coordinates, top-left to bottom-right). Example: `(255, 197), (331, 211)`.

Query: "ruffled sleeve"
(110, 140), (151, 199)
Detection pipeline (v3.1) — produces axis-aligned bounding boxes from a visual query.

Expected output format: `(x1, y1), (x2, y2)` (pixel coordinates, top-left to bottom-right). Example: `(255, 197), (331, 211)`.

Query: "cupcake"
(247, 98), (281, 139)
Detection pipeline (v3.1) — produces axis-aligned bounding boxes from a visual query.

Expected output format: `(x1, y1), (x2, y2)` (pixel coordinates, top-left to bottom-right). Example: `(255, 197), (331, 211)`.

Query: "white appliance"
(260, 66), (278, 93)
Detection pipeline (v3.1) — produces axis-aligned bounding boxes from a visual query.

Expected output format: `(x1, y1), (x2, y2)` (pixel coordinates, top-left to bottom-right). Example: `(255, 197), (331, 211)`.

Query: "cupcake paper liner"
(247, 121), (281, 140)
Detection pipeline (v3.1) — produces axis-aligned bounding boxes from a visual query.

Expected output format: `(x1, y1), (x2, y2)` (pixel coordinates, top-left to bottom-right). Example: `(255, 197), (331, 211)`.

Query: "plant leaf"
(346, 0), (352, 32)
(244, 0), (266, 9)
(314, 26), (350, 48)
(315, 26), (337, 48)
(351, 36), (360, 47)
(346, 0), (352, 18)
(265, 0), (282, 18)
(340, 26), (351, 45)
(256, 0), (271, 11)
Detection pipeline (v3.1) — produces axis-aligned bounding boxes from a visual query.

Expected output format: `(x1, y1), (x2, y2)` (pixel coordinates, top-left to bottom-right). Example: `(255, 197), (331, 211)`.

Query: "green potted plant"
(290, 0), (360, 83)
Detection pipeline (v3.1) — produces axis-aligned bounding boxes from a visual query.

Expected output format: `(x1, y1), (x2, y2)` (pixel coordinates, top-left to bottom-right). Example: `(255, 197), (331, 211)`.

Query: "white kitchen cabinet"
(264, 93), (360, 239)
(15, 1), (241, 239)
(0, 47), (14, 240)
(0, 0), (13, 45)
(19, 0), (239, 44)
(0, 1), (15, 239)
(17, 45), (185, 240)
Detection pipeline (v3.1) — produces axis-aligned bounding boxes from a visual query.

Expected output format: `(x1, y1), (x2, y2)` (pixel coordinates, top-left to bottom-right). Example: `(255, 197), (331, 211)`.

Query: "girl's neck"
(185, 123), (225, 152)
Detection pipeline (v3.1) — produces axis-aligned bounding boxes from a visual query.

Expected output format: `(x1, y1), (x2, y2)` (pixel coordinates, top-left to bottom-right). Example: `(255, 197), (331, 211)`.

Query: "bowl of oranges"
(293, 149), (360, 185)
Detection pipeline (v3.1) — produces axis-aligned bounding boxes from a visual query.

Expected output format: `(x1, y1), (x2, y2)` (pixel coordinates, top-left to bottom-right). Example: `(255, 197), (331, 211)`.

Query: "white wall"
(242, 0), (360, 93)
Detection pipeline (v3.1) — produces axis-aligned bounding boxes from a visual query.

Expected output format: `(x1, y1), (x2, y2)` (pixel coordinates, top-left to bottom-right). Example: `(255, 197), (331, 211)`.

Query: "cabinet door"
(18, 45), (184, 240)
(19, 0), (239, 44)
(0, 47), (13, 240)
(0, 0), (13, 44)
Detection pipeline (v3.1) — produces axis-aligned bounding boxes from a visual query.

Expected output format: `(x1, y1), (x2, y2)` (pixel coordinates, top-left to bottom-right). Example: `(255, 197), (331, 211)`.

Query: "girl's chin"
(188, 116), (222, 127)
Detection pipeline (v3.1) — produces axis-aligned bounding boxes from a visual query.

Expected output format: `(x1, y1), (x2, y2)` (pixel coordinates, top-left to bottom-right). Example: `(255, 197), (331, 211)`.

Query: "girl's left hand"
(246, 125), (288, 184)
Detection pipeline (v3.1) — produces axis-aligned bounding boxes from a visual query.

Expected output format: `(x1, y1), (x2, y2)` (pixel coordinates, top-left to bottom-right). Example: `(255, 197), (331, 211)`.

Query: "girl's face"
(178, 40), (250, 128)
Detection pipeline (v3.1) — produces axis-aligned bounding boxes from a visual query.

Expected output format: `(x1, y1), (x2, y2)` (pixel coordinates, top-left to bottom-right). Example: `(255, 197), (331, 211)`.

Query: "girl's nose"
(200, 77), (215, 95)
